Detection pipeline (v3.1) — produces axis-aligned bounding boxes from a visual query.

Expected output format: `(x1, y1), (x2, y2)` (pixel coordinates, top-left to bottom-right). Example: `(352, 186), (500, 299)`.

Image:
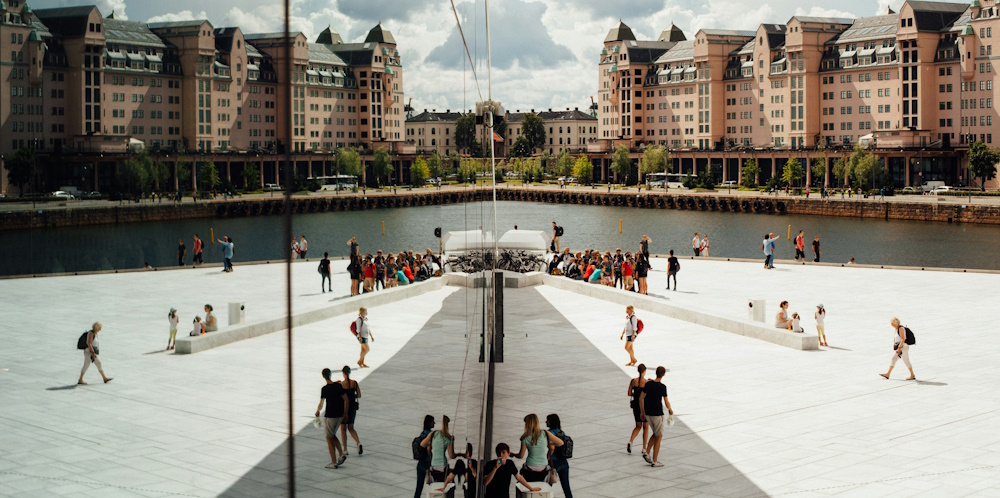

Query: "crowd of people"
(546, 233), (655, 295)
(163, 304), (220, 350)
(337, 237), (443, 296)
(774, 301), (829, 347)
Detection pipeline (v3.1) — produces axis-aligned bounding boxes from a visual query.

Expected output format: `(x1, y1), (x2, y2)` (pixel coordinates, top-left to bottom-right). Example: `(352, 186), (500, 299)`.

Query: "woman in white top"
(356, 307), (374, 368)
(203, 304), (218, 332)
(775, 301), (792, 329)
(700, 235), (709, 257)
(167, 308), (179, 350)
(78, 322), (112, 385)
(619, 305), (639, 366)
(880, 318), (915, 380)
(815, 304), (827, 346)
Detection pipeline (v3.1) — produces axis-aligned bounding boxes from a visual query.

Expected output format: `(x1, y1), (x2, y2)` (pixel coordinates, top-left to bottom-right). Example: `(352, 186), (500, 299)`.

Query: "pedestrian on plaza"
(634, 249), (649, 295)
(386, 255), (399, 287)
(414, 415), (435, 498)
(319, 252), (332, 293)
(620, 305), (639, 366)
(77, 322), (112, 385)
(815, 304), (827, 346)
(421, 414), (463, 482)
(627, 364), (649, 456)
(641, 234), (652, 263)
(347, 237), (361, 295)
(880, 318), (916, 380)
(512, 413), (563, 482)
(640, 366), (673, 468)
(291, 238), (300, 259)
(692, 232), (701, 256)
(177, 238), (186, 266)
(299, 235), (308, 259)
(192, 234), (204, 266)
(763, 233), (778, 269)
(666, 250), (680, 291)
(612, 248), (624, 288)
(551, 221), (562, 253)
(362, 255), (376, 293)
(484, 443), (541, 497)
(315, 368), (349, 469)
(545, 414), (573, 498)
(339, 366), (363, 456)
(166, 308), (179, 351)
(203, 304), (218, 332)
(794, 230), (806, 262)
(218, 236), (234, 272)
(700, 234), (710, 257)
(812, 235), (821, 263)
(189, 316), (204, 336)
(622, 252), (635, 292)
(355, 307), (373, 368)
(374, 250), (386, 290)
(775, 301), (792, 329)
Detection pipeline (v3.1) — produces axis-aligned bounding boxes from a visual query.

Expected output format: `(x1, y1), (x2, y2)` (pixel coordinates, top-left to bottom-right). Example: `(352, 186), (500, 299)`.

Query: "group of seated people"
(547, 246), (649, 288)
(775, 300), (805, 333)
(360, 248), (442, 291)
(189, 304), (220, 336)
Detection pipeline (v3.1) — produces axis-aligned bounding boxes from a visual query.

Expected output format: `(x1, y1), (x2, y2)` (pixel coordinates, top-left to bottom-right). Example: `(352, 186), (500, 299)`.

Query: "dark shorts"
(346, 406), (357, 425)
(626, 336), (634, 343)
(350, 270), (361, 280)
(360, 337), (368, 345)
(632, 402), (644, 423)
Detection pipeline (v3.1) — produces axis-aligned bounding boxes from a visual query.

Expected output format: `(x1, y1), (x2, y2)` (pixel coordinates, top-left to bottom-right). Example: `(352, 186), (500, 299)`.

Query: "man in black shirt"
(315, 368), (349, 469)
(640, 366), (674, 468)
(666, 250), (680, 291)
(812, 235), (821, 263)
(641, 234), (652, 268)
(319, 252), (332, 293)
(484, 443), (539, 497)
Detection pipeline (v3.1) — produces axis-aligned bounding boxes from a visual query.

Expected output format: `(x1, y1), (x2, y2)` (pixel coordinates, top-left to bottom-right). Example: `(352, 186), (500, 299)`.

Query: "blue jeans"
(552, 459), (572, 498)
(414, 463), (428, 498)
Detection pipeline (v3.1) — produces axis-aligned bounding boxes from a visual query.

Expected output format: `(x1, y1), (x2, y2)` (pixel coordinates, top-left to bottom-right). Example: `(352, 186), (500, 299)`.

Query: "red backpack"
(636, 319), (644, 335)
(350, 320), (358, 336)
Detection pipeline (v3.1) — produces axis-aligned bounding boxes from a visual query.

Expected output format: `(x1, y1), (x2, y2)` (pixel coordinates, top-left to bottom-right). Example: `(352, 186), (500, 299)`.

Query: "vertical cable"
(282, 0), (296, 495)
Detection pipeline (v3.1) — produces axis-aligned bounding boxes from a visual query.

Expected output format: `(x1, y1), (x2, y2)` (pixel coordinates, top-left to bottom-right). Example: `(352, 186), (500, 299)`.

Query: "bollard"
(619, 219), (622, 234)
(382, 221), (385, 236)
(787, 225), (790, 240)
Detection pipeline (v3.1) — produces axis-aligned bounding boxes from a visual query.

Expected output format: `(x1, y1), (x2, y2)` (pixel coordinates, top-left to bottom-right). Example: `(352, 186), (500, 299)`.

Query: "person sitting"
(484, 443), (540, 497)
(414, 258), (429, 282)
(436, 456), (477, 498)
(790, 313), (804, 333)
(587, 260), (603, 284)
(775, 301), (792, 329)
(190, 316), (205, 336)
(402, 262), (414, 284)
(565, 259), (582, 280)
(582, 260), (596, 281)
(203, 305), (218, 332)
(547, 257), (560, 275)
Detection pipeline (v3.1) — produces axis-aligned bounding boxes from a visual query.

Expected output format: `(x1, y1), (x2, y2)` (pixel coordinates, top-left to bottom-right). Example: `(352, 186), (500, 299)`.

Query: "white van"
(920, 181), (945, 193)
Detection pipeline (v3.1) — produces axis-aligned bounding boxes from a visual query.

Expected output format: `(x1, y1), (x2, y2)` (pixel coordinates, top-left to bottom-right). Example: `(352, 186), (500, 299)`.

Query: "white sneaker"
(642, 451), (651, 464)
(652, 461), (664, 467)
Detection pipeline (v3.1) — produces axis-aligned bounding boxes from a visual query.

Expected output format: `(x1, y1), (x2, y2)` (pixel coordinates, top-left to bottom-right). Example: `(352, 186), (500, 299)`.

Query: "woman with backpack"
(77, 322), (112, 385)
(355, 307), (373, 368)
(414, 415), (434, 498)
(339, 366), (363, 456)
(620, 305), (640, 366)
(546, 413), (573, 498)
(880, 318), (916, 380)
(420, 414), (468, 483)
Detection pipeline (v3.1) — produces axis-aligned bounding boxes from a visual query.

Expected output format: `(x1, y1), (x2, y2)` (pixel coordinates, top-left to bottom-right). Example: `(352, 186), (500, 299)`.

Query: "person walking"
(640, 234), (652, 264)
(692, 232), (700, 256)
(347, 237), (361, 295)
(192, 234), (203, 267)
(812, 235), (821, 262)
(763, 233), (778, 269)
(627, 364), (649, 457)
(545, 414), (573, 498)
(355, 307), (373, 368)
(339, 366), (363, 456)
(640, 366), (673, 468)
(78, 322), (112, 385)
(177, 238), (186, 266)
(551, 221), (561, 253)
(218, 236), (234, 272)
(299, 235), (308, 259)
(315, 368), (349, 469)
(414, 415), (435, 498)
(880, 318), (916, 380)
(291, 238), (300, 259)
(634, 250), (649, 295)
(620, 305), (639, 366)
(319, 252), (332, 293)
(166, 308), (179, 351)
(700, 234), (710, 257)
(794, 230), (806, 262)
(666, 250), (680, 291)
(815, 304), (827, 346)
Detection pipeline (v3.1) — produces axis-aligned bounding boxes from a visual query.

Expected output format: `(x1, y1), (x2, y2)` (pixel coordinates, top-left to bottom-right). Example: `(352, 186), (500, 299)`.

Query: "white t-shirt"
(191, 322), (203, 336)
(204, 311), (218, 332)
(355, 316), (370, 339)
(791, 317), (803, 333)
(168, 314), (179, 330)
(625, 314), (638, 338)
(815, 310), (825, 326)
(692, 237), (699, 248)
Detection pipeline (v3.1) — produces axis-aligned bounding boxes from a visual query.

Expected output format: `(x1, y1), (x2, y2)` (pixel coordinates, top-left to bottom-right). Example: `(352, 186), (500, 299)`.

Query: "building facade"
(598, 0), (1000, 188)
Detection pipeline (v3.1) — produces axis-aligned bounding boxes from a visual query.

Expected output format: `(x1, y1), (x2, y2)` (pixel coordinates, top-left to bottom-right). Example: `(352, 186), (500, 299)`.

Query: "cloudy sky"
(34, 0), (905, 113)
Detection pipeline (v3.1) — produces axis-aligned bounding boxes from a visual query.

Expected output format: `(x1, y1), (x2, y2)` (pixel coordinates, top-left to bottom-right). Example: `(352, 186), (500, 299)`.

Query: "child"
(167, 308), (179, 350)
(190, 316), (204, 337)
(815, 304), (827, 346)
(790, 313), (804, 333)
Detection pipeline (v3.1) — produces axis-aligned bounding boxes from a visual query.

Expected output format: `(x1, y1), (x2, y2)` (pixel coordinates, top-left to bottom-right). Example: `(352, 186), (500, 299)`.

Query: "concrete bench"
(516, 482), (553, 498)
(539, 274), (818, 351)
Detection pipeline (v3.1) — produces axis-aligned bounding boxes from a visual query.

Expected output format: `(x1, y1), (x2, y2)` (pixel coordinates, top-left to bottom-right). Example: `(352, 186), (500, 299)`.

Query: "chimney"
(575, 107), (579, 111)
(446, 109), (450, 113)
(531, 109), (535, 113)
(566, 108), (570, 111)
(548, 108), (552, 112)
(424, 109), (427, 112)
(432, 109), (436, 112)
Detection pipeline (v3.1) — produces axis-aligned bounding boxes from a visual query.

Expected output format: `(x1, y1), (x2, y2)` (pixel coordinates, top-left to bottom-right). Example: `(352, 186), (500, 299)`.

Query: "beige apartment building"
(1, 1), (404, 193)
(598, 0), (1000, 188)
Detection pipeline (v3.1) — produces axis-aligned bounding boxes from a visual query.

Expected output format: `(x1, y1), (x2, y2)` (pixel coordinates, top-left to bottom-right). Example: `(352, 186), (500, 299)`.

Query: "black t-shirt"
(643, 381), (668, 416)
(321, 382), (346, 418)
(668, 256), (679, 273)
(641, 240), (649, 254)
(634, 257), (649, 277)
(319, 259), (331, 274)
(178, 242), (186, 256)
(484, 459), (517, 498)
(812, 240), (820, 252)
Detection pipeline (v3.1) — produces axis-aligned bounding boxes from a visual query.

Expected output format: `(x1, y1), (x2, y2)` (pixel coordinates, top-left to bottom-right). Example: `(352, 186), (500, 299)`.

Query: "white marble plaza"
(1, 257), (999, 497)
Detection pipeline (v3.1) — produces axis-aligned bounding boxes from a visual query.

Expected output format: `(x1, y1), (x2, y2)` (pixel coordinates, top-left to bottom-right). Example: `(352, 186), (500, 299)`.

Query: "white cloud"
(793, 6), (857, 19)
(147, 10), (209, 23)
(97, 0), (127, 19)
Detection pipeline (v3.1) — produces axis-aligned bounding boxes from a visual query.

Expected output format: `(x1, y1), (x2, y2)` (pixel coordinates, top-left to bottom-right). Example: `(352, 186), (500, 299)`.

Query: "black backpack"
(555, 226), (564, 237)
(412, 431), (430, 461)
(904, 326), (916, 345)
(554, 430), (573, 459)
(77, 331), (90, 350)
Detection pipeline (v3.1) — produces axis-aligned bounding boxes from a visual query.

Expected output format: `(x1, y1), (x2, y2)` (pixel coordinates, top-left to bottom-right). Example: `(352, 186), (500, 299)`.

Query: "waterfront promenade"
(1, 258), (999, 496)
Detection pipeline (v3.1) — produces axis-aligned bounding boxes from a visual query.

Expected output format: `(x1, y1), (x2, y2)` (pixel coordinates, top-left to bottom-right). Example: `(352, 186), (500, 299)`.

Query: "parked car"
(901, 186), (918, 192)
(264, 183), (281, 191)
(557, 176), (578, 184)
(920, 181), (945, 193)
(51, 190), (76, 200)
(721, 180), (738, 187)
(931, 186), (952, 195)
(81, 191), (102, 200)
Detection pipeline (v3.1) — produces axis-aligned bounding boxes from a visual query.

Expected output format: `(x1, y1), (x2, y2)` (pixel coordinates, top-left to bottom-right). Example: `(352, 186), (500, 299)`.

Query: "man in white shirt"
(692, 232), (700, 256)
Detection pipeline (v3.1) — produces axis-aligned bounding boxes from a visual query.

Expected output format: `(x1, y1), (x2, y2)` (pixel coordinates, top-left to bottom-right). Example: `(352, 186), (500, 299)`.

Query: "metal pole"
(282, 0), (296, 494)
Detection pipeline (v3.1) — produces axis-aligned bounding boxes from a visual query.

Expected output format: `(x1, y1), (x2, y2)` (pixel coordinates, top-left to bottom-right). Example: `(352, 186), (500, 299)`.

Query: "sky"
(33, 0), (907, 114)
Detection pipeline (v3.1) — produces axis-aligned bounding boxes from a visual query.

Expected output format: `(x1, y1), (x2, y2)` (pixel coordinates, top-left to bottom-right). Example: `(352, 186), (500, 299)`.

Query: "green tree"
(175, 158), (192, 191)
(741, 158), (760, 188)
(243, 162), (261, 190)
(553, 151), (574, 177)
(781, 157), (804, 187)
(522, 112), (546, 152)
(198, 161), (220, 192)
(969, 140), (999, 188)
(639, 145), (667, 184)
(572, 156), (594, 184)
(120, 152), (152, 195)
(611, 145), (631, 184)
(150, 158), (170, 191)
(456, 113), (476, 154)
(469, 139), (484, 158)
(810, 155), (827, 187)
(337, 147), (363, 180)
(446, 151), (461, 177)
(372, 146), (392, 186)
(427, 152), (444, 179)
(410, 156), (429, 186)
(509, 135), (532, 158)
(5, 147), (35, 196)
(458, 158), (479, 184)
(845, 146), (880, 191)
(832, 157), (849, 187)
